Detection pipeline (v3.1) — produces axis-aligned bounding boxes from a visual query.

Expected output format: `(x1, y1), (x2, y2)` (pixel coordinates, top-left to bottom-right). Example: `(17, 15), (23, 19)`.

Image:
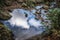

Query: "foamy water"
(4, 5), (48, 40)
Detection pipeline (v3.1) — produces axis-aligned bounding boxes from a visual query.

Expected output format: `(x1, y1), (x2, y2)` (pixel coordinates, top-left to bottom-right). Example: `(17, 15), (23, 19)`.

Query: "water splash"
(8, 9), (30, 29)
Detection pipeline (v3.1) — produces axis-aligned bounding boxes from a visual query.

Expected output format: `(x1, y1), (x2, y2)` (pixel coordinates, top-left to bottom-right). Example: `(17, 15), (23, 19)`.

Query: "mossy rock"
(41, 8), (60, 40)
(0, 22), (14, 40)
(0, 10), (12, 21)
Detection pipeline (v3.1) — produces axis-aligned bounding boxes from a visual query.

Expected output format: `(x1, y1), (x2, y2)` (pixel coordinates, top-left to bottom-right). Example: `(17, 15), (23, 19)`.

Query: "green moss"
(48, 8), (60, 30)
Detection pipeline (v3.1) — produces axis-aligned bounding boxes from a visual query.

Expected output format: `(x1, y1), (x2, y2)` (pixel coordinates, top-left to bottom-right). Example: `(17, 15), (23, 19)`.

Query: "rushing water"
(4, 5), (48, 40)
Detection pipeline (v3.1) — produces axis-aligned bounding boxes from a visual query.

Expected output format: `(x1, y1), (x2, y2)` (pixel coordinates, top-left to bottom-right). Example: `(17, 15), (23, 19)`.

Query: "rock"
(0, 10), (12, 21)
(0, 0), (14, 40)
(25, 34), (42, 40)
(5, 0), (12, 6)
(0, 22), (14, 40)
(36, 0), (44, 2)
(43, 5), (49, 10)
(22, 3), (27, 7)
(17, 0), (24, 2)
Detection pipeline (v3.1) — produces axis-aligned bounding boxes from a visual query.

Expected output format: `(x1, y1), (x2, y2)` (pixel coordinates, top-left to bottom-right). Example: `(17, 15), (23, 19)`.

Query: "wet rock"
(4, 0), (16, 6)
(0, 10), (12, 21)
(17, 0), (24, 3)
(0, 22), (14, 40)
(43, 5), (49, 10)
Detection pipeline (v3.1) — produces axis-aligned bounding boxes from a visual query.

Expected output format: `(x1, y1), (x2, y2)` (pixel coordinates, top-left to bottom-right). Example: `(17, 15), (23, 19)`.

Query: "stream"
(3, 5), (48, 40)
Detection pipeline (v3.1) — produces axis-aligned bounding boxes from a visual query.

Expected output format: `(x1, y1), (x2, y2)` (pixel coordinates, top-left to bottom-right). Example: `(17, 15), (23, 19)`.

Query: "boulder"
(0, 10), (12, 20)
(0, 22), (14, 40)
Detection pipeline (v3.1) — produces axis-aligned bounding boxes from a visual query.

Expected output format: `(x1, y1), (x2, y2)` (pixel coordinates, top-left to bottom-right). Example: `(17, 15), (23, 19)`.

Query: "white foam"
(8, 9), (30, 29)
(8, 8), (47, 29)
